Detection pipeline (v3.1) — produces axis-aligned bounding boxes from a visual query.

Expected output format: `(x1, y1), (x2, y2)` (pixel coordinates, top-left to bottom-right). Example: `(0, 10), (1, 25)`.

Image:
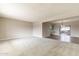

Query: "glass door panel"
(60, 25), (71, 42)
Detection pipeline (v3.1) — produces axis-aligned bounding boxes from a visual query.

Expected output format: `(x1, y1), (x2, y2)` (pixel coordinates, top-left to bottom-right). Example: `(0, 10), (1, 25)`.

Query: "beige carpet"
(0, 37), (79, 56)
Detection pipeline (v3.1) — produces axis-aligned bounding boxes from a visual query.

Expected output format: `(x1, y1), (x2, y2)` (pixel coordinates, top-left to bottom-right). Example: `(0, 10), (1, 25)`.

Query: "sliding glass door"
(60, 25), (71, 42)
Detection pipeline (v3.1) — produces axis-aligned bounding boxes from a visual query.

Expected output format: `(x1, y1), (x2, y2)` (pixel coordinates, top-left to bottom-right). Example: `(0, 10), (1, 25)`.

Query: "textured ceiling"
(1, 3), (79, 22)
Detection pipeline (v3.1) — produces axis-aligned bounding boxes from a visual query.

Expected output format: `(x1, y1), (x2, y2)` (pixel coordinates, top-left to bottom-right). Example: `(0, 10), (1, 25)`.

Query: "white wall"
(32, 22), (43, 38)
(0, 18), (33, 40)
(2, 17), (79, 39)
